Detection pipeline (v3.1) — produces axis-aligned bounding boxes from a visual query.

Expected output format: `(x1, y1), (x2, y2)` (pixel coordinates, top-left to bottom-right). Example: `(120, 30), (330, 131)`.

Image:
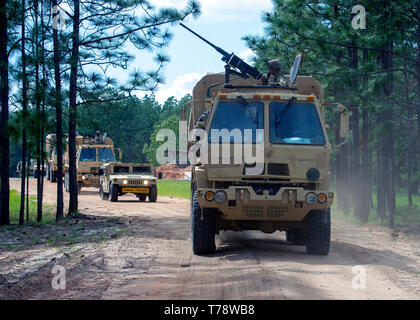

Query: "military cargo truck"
(181, 25), (348, 256)
(99, 162), (157, 202)
(64, 134), (121, 193)
(45, 134), (67, 182)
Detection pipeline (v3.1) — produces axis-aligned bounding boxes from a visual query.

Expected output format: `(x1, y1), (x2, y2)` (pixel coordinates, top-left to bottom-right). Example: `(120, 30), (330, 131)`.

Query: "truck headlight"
(214, 191), (227, 203)
(144, 180), (149, 186)
(305, 192), (317, 205)
(122, 179), (128, 185)
(82, 176), (86, 180)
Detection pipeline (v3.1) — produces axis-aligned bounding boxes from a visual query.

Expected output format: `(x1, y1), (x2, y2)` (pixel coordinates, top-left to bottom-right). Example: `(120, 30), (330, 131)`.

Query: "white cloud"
(151, 0), (272, 21)
(155, 72), (204, 103)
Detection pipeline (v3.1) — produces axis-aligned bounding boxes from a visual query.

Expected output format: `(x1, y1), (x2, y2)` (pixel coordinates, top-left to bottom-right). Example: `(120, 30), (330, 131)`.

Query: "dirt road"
(1, 178), (420, 299)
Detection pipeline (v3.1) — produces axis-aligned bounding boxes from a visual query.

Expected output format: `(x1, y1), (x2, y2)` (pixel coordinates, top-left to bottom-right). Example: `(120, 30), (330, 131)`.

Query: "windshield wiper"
(237, 95), (258, 123)
(275, 96), (297, 124)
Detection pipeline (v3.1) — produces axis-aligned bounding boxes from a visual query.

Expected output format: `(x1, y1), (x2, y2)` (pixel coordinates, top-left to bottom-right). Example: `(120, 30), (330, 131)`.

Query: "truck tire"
(109, 183), (118, 202)
(149, 185), (157, 202)
(100, 184), (109, 200)
(137, 194), (147, 202)
(50, 168), (57, 182)
(64, 173), (69, 193)
(191, 192), (216, 255)
(286, 229), (305, 245)
(305, 209), (331, 255)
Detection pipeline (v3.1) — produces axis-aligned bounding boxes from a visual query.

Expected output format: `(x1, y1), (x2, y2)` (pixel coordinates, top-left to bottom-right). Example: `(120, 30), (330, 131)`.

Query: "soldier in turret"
(261, 60), (287, 86)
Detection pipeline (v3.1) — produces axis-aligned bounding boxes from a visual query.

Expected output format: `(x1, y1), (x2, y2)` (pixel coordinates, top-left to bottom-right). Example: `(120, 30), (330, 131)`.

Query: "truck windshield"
(79, 148), (96, 162)
(114, 166), (129, 173)
(209, 101), (264, 143)
(98, 148), (115, 162)
(269, 102), (325, 145)
(133, 166), (151, 174)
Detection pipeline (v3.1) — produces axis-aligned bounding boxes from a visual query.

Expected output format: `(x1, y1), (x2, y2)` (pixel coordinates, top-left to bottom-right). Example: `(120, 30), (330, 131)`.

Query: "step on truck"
(99, 163), (157, 202)
(181, 24), (349, 255)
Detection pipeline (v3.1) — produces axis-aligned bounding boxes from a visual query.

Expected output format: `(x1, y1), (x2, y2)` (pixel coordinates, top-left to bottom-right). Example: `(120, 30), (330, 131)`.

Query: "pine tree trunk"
(0, 0), (9, 226)
(68, 0), (80, 215)
(52, 0), (63, 221)
(39, 0), (46, 222)
(19, 0), (27, 225)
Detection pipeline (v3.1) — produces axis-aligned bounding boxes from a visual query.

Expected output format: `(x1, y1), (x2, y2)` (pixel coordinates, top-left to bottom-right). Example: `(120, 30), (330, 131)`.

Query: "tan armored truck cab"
(188, 74), (348, 256)
(45, 134), (68, 182)
(63, 134), (121, 193)
(99, 163), (157, 202)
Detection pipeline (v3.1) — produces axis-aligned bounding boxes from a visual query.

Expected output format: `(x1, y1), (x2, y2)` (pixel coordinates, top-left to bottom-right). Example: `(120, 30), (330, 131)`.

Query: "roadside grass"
(6, 189), (55, 226)
(157, 179), (190, 199)
(333, 192), (420, 228)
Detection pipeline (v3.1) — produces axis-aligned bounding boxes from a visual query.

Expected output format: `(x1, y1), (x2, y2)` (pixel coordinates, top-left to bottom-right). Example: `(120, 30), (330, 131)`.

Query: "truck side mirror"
(98, 168), (104, 176)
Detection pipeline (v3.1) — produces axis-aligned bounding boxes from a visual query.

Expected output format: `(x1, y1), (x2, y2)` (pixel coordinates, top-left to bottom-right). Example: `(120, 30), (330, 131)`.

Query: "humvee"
(181, 25), (349, 256)
(99, 162), (157, 202)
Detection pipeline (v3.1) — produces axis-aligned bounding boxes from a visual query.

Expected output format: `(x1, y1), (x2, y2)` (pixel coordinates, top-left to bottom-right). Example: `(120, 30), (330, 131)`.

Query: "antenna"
(289, 54), (304, 85)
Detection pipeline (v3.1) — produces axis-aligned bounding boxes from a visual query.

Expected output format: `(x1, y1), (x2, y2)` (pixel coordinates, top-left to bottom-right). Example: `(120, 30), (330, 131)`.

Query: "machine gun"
(180, 23), (262, 83)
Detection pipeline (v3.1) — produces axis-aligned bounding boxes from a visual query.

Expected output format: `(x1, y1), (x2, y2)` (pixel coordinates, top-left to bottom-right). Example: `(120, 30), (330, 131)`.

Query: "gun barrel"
(180, 23), (229, 57)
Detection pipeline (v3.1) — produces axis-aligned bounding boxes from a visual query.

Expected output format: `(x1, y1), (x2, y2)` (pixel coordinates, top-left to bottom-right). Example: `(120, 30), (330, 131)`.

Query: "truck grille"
(243, 205), (264, 217)
(266, 206), (288, 217)
(267, 163), (289, 176)
(128, 179), (142, 185)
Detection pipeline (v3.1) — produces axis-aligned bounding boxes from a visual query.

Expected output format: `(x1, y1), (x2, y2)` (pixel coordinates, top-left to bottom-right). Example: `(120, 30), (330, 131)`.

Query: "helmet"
(268, 60), (281, 70)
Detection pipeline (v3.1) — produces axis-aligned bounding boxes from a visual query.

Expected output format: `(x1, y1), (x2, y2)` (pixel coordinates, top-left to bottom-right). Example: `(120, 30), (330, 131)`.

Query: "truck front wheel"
(109, 183), (118, 202)
(305, 209), (331, 255)
(149, 185), (157, 202)
(191, 192), (216, 255)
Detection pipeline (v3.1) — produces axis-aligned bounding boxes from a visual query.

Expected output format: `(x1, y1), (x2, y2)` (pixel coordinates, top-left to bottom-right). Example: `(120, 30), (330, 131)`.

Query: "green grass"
(157, 180), (190, 199)
(332, 191), (420, 227)
(7, 189), (55, 225)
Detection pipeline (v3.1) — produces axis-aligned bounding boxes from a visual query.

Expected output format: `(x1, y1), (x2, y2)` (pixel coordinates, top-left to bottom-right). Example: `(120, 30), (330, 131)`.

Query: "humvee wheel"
(286, 230), (305, 245)
(100, 184), (109, 200)
(191, 192), (216, 255)
(109, 183), (118, 202)
(305, 209), (331, 255)
(137, 194), (147, 202)
(149, 185), (157, 202)
(50, 168), (57, 182)
(77, 182), (82, 194)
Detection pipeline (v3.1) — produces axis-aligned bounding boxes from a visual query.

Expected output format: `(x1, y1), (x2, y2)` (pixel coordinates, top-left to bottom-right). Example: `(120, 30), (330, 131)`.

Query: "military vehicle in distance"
(64, 133), (121, 193)
(99, 163), (157, 202)
(45, 134), (66, 182)
(181, 24), (349, 256)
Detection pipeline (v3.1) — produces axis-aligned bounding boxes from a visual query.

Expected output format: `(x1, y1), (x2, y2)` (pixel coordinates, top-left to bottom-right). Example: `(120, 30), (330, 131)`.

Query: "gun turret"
(180, 23), (262, 82)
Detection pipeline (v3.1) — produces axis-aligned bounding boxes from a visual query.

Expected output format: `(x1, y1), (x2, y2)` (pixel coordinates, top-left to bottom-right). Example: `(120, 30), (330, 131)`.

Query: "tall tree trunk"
(359, 49), (370, 223)
(52, 0), (63, 221)
(19, 0), (27, 225)
(376, 112), (386, 221)
(68, 0), (80, 215)
(0, 0), (9, 226)
(39, 0), (45, 222)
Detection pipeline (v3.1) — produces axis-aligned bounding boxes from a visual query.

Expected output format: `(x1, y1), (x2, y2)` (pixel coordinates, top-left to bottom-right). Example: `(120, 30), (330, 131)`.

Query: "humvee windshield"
(269, 102), (325, 145)
(114, 166), (129, 173)
(209, 101), (264, 143)
(80, 148), (96, 162)
(133, 166), (151, 174)
(98, 148), (115, 162)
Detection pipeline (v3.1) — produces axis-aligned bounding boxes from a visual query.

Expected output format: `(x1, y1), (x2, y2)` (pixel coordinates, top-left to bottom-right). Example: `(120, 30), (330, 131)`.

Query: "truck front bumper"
(197, 186), (333, 221)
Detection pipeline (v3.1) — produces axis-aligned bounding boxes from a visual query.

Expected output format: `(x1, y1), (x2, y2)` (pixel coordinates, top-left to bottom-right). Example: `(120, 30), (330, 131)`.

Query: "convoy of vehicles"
(99, 163), (157, 202)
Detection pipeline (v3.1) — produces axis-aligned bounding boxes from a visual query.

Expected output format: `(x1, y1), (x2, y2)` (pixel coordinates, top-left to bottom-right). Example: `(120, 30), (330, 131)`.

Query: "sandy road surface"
(1, 178), (420, 299)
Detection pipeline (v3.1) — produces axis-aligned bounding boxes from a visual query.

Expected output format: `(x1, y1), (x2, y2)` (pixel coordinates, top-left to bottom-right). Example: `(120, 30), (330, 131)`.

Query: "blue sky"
(109, 0), (273, 103)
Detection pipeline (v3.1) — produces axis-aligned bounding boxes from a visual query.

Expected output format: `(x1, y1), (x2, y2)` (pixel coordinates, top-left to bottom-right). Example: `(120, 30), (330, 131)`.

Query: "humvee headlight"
(82, 176), (86, 180)
(318, 193), (328, 203)
(122, 179), (128, 185)
(305, 192), (317, 205)
(214, 191), (227, 203)
(144, 180), (149, 186)
(205, 191), (214, 201)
